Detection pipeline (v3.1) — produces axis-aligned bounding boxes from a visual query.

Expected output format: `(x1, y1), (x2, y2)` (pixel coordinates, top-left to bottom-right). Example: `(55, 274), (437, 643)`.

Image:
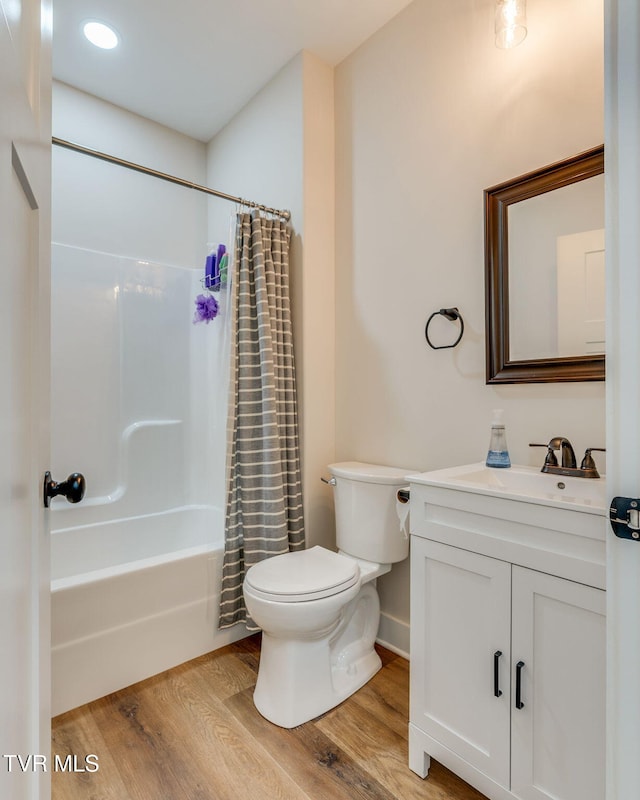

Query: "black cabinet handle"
(493, 651), (502, 697)
(515, 660), (525, 709)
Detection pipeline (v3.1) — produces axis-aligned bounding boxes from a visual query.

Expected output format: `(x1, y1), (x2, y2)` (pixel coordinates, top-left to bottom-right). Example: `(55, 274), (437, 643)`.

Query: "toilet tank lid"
(328, 461), (413, 485)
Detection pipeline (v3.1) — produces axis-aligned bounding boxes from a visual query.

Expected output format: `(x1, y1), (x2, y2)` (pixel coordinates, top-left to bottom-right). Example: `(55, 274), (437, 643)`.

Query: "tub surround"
(50, 173), (232, 713)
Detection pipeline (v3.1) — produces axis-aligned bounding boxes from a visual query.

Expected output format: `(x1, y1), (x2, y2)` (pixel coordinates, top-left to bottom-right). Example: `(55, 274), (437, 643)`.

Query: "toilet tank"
(328, 461), (412, 564)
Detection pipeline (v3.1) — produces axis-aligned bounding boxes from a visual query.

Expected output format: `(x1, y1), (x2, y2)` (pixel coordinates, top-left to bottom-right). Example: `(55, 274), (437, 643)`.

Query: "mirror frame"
(484, 145), (605, 384)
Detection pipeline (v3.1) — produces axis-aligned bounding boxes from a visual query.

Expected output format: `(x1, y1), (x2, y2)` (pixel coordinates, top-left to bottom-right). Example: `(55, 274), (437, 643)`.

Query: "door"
(0, 2), (52, 799)
(605, 2), (640, 799)
(510, 567), (606, 800)
(410, 538), (512, 787)
(556, 228), (605, 356)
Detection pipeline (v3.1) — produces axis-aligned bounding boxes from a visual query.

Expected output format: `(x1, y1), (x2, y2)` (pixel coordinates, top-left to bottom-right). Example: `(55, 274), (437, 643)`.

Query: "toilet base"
(252, 583), (382, 728)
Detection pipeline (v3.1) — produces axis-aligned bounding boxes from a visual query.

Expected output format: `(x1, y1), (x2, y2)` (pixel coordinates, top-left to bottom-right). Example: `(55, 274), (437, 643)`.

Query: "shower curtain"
(218, 211), (305, 630)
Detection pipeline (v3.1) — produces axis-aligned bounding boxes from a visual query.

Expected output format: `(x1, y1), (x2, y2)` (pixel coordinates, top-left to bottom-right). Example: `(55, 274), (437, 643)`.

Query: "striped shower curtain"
(218, 212), (305, 630)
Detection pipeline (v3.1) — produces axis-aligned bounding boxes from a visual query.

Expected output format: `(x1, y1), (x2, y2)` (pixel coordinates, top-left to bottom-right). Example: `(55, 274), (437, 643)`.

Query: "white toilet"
(243, 461), (411, 728)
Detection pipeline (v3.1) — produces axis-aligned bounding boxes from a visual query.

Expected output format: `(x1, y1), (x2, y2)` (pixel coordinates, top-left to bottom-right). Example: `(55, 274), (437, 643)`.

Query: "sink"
(407, 462), (606, 515)
(407, 462), (607, 590)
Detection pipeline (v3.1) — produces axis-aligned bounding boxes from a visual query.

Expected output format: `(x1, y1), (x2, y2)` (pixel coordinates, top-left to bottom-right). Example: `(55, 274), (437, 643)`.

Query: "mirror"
(484, 146), (605, 383)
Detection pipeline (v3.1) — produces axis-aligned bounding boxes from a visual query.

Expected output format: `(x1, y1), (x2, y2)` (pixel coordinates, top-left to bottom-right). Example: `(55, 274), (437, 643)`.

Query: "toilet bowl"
(243, 461), (411, 729)
(244, 546), (385, 728)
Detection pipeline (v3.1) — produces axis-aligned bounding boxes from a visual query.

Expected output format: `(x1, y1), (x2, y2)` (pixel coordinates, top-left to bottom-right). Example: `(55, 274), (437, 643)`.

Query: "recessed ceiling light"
(83, 21), (119, 50)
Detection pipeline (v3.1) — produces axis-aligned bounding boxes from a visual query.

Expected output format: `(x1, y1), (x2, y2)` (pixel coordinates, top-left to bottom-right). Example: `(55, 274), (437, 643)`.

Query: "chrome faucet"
(529, 438), (605, 478)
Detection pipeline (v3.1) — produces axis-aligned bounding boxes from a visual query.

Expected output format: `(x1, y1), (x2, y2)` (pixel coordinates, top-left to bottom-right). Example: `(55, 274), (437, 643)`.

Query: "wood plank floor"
(52, 635), (487, 800)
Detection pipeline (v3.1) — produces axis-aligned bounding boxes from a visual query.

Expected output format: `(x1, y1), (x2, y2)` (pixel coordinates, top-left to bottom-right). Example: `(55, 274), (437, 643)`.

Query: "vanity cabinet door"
(410, 538), (512, 787)
(510, 567), (606, 800)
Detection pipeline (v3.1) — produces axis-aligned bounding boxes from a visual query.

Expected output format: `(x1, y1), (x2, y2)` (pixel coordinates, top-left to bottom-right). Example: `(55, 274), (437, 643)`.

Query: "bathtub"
(51, 506), (248, 716)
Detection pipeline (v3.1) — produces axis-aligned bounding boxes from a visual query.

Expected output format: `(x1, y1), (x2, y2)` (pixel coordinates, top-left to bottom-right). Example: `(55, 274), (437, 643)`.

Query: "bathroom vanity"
(407, 464), (606, 800)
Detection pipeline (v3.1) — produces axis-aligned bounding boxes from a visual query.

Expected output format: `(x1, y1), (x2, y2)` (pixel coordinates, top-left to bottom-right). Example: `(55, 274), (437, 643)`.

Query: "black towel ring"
(425, 307), (464, 350)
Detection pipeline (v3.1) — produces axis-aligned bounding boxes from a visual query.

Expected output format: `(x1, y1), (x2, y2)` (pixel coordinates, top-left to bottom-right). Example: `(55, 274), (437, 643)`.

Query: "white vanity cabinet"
(509, 564), (605, 800)
(410, 539), (512, 788)
(407, 466), (607, 800)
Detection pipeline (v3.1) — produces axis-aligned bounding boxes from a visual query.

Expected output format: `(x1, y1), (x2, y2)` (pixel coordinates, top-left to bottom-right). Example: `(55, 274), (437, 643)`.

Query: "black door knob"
(43, 471), (86, 508)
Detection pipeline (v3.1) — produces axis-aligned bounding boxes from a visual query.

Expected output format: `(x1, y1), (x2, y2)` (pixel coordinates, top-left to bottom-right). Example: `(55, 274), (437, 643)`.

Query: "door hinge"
(610, 497), (640, 540)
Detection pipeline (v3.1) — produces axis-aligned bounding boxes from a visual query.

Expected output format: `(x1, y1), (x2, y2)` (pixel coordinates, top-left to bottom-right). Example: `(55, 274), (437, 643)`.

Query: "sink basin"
(407, 462), (607, 590)
(407, 462), (606, 515)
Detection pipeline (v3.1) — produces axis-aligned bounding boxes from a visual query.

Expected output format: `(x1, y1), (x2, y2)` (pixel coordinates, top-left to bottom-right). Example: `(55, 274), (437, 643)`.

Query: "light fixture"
(83, 21), (119, 50)
(495, 0), (527, 49)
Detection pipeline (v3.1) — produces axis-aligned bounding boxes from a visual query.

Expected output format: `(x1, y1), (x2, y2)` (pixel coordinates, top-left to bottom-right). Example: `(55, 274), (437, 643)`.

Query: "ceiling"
(52, 0), (414, 142)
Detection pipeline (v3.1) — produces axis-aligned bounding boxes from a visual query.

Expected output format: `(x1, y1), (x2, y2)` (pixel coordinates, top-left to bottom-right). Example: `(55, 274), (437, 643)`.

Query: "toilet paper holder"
(397, 488), (410, 504)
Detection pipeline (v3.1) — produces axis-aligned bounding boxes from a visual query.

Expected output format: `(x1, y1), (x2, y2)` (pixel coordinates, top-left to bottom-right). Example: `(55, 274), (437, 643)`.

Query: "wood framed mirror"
(484, 146), (605, 384)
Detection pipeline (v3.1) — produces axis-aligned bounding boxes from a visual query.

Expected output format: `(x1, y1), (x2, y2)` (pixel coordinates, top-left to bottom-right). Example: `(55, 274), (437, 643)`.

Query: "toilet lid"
(244, 546), (360, 603)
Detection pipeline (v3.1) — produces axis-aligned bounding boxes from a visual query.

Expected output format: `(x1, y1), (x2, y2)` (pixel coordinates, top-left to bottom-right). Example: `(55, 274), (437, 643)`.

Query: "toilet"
(243, 461), (411, 728)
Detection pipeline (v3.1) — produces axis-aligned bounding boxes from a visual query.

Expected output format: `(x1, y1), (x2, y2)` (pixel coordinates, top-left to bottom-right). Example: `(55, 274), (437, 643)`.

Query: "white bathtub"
(51, 506), (248, 716)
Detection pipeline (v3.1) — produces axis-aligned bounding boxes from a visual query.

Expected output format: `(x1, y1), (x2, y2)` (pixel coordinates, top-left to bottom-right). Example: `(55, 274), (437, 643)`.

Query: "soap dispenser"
(486, 409), (511, 468)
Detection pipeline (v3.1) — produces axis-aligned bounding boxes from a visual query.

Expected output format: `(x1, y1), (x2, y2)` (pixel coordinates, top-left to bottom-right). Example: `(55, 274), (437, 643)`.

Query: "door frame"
(0, 0), (52, 797)
(604, 1), (640, 798)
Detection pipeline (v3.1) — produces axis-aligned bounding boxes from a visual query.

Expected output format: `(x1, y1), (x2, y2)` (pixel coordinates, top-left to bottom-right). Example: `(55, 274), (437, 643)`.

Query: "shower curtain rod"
(52, 137), (291, 222)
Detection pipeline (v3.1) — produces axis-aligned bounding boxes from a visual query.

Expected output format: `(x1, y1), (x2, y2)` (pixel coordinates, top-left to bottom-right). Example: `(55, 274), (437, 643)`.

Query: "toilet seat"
(244, 546), (360, 602)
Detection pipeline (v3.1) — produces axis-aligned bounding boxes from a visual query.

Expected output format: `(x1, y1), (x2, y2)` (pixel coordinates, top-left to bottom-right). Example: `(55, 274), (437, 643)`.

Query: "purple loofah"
(193, 293), (219, 324)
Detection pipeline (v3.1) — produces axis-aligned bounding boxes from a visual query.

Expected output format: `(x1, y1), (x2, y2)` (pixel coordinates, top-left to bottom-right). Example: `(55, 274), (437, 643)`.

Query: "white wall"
(206, 52), (336, 549)
(335, 0), (605, 647)
(52, 82), (207, 267)
(206, 56), (304, 245)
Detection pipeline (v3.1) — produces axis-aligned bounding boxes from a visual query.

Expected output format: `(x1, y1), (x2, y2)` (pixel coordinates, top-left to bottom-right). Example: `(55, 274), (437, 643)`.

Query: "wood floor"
(52, 635), (486, 800)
